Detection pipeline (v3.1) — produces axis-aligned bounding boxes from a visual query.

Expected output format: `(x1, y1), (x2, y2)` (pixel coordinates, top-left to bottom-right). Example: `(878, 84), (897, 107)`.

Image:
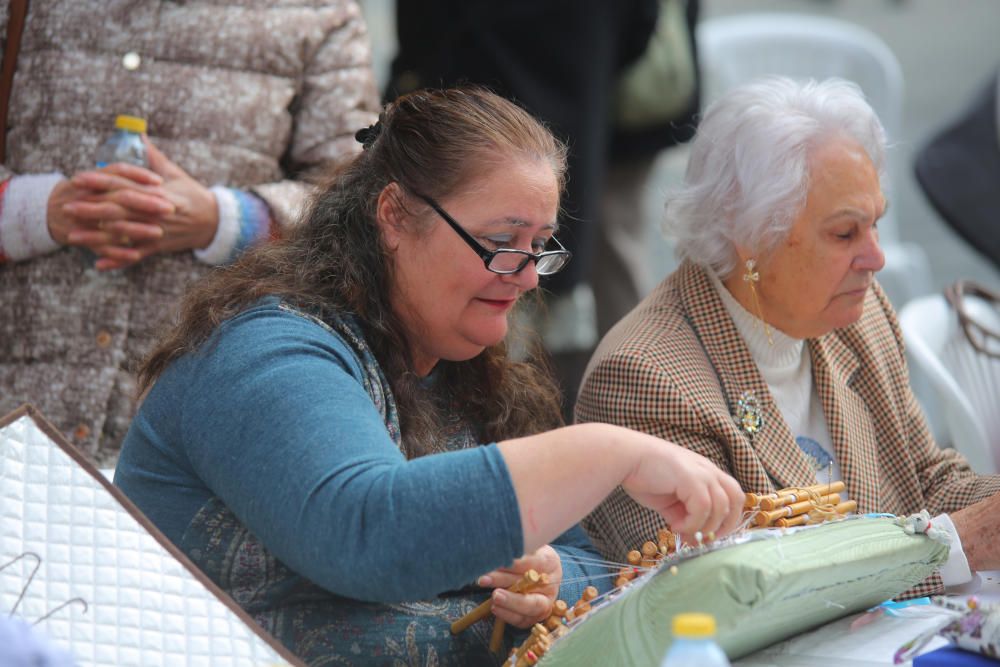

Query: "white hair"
(665, 76), (887, 278)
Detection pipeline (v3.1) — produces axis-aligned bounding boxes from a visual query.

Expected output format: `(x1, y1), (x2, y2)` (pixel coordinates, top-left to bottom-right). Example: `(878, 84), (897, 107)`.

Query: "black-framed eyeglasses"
(415, 194), (572, 276)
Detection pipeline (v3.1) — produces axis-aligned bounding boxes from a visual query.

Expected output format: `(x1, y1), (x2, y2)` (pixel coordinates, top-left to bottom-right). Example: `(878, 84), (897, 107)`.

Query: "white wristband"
(934, 513), (974, 587)
(193, 185), (240, 265)
(0, 173), (64, 261)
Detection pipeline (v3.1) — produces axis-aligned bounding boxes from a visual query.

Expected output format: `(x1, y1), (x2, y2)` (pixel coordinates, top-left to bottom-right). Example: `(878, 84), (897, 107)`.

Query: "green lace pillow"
(540, 517), (949, 666)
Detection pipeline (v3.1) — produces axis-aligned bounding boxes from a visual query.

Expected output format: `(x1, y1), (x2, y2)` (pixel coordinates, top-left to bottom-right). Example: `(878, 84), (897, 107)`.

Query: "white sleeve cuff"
(193, 185), (240, 265)
(0, 173), (64, 261)
(934, 513), (974, 588)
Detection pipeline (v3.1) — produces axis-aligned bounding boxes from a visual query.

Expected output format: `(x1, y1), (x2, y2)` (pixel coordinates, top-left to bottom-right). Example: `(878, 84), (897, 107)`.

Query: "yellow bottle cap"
(115, 115), (147, 134)
(672, 612), (716, 639)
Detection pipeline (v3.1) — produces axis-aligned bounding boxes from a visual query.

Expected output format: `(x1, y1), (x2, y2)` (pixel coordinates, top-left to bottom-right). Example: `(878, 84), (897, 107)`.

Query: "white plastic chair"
(899, 292), (1000, 474)
(696, 13), (932, 310)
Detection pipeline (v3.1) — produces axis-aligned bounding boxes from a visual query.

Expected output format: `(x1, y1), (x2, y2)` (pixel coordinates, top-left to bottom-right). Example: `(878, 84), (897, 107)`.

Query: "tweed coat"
(0, 0), (379, 466)
(577, 261), (1000, 569)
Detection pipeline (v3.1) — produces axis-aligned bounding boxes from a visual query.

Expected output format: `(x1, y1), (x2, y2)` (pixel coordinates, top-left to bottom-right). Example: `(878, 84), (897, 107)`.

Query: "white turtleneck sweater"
(712, 272), (844, 487)
(710, 273), (972, 587)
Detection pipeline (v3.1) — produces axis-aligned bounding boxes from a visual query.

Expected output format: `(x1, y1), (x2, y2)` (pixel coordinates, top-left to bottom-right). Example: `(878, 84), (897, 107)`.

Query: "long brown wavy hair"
(138, 87), (567, 457)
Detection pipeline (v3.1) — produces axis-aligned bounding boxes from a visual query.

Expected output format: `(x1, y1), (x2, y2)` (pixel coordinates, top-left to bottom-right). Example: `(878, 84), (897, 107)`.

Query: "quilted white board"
(0, 407), (302, 666)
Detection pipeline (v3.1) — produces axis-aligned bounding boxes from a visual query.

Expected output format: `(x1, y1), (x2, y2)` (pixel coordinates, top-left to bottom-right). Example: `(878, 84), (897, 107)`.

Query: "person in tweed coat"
(578, 77), (1000, 595)
(0, 0), (380, 467)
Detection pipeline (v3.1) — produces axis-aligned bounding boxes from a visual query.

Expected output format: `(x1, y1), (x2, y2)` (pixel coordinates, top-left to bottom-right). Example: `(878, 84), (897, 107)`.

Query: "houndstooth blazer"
(577, 261), (1000, 578)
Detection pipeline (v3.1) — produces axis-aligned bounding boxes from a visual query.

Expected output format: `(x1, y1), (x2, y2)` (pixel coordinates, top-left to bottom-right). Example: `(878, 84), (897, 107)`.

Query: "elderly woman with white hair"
(577, 76), (1000, 594)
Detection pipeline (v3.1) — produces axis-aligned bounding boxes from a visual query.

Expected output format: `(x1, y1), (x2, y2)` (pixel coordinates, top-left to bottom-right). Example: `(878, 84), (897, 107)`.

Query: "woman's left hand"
(477, 545), (562, 628)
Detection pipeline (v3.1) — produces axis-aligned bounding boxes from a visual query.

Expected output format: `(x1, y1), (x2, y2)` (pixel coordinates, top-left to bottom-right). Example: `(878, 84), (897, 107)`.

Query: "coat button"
(122, 51), (141, 70)
(96, 330), (112, 348)
(73, 424), (91, 441)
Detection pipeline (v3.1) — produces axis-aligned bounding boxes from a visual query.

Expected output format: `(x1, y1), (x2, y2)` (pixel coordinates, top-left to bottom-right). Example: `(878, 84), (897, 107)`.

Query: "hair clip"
(354, 119), (383, 150)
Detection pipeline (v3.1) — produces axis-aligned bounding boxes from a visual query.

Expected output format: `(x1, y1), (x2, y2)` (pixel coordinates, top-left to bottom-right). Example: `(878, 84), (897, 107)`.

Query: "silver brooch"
(737, 390), (763, 439)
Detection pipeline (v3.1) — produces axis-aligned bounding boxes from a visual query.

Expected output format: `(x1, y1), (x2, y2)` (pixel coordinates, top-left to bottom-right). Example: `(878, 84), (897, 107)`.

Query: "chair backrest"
(899, 293), (1000, 474)
(696, 12), (904, 240)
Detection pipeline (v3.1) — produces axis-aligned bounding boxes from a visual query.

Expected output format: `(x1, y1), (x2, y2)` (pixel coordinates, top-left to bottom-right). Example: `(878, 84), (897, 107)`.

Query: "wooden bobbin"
(619, 565), (645, 586)
(640, 541), (659, 567)
(776, 498), (857, 528)
(744, 491), (779, 509)
(489, 571), (549, 653)
(782, 480), (846, 497)
(451, 569), (541, 635)
(748, 481), (848, 510)
(811, 500), (858, 523)
(535, 634), (553, 656)
(761, 481), (846, 510)
(835, 500), (858, 514)
(517, 639), (552, 667)
(754, 492), (841, 528)
(569, 585), (598, 619)
(489, 615), (507, 655)
(544, 599), (569, 631)
(774, 513), (810, 528)
(515, 623), (547, 658)
(657, 527), (676, 554)
(513, 624), (550, 666)
(451, 596), (494, 635)
(759, 492), (802, 512)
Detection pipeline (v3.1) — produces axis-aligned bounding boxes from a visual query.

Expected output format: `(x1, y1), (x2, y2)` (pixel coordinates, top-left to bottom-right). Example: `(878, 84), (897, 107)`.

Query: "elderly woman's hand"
(477, 545), (561, 628)
(951, 491), (1000, 572)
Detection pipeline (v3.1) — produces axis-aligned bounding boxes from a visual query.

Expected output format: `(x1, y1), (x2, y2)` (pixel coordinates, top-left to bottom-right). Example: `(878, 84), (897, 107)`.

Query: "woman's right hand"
(620, 435), (744, 544)
(498, 422), (745, 555)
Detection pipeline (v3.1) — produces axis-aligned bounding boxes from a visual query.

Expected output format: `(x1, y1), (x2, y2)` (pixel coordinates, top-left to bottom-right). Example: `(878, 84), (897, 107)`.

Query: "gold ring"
(118, 235), (131, 246)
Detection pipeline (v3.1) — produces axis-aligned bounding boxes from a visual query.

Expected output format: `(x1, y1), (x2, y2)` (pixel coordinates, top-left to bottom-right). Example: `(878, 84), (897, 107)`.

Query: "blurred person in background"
(0, 0), (380, 466)
(915, 68), (1000, 270)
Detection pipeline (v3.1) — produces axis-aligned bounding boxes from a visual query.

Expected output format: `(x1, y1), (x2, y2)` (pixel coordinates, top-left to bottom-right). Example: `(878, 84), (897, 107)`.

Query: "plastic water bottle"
(88, 115), (148, 267)
(660, 612), (731, 667)
(95, 115), (148, 168)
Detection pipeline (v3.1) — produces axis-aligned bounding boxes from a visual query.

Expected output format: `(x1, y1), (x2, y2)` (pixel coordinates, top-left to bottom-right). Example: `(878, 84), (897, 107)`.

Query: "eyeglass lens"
(486, 250), (568, 275)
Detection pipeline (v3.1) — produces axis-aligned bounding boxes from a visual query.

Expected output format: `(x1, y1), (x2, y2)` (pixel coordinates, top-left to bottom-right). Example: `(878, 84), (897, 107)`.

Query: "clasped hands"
(47, 139), (218, 271)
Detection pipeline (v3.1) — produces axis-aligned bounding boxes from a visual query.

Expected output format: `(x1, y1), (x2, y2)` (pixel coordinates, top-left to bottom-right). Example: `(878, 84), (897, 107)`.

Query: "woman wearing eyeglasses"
(114, 87), (743, 665)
